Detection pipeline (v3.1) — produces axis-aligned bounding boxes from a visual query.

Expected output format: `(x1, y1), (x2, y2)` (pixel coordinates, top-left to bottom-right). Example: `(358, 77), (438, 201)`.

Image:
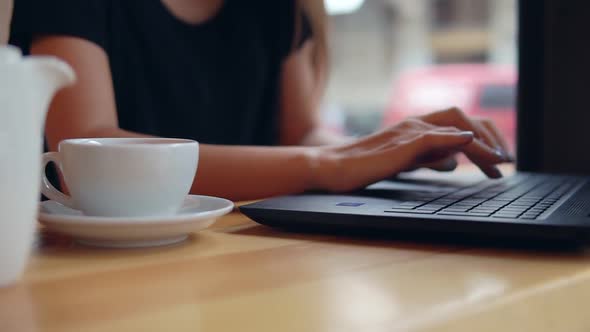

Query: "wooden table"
(2, 168), (590, 332)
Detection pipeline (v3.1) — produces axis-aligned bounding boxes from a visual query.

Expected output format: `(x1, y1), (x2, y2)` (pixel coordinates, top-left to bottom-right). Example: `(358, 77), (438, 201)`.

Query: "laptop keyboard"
(385, 175), (577, 220)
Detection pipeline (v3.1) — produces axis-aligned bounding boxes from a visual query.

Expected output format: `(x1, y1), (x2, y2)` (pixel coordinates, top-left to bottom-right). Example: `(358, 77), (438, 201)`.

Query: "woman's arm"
(35, 36), (508, 201)
(279, 39), (347, 146)
(35, 36), (318, 201)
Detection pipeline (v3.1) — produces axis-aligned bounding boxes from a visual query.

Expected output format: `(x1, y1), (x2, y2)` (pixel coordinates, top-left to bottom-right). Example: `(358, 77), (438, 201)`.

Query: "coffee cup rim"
(58, 138), (198, 150)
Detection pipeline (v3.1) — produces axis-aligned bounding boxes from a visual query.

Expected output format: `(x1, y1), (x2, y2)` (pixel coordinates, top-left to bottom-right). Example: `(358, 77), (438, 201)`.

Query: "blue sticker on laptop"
(336, 202), (365, 207)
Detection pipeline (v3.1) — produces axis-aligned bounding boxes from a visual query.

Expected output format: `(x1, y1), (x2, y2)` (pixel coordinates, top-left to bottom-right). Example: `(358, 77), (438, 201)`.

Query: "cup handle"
(41, 152), (75, 209)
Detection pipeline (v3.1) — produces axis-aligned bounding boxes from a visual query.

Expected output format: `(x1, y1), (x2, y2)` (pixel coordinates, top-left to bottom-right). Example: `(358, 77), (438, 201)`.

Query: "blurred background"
(321, 0), (517, 154)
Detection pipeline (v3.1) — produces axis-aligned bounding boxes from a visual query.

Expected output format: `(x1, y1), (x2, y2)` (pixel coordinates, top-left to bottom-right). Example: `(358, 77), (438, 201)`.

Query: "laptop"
(240, 0), (590, 243)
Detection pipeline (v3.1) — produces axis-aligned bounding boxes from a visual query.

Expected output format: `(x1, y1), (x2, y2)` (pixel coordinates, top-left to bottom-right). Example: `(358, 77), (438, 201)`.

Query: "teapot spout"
(27, 56), (76, 95)
(23, 56), (76, 124)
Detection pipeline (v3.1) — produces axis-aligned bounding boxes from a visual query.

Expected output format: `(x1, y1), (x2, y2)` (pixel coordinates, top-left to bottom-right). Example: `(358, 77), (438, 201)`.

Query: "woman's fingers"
(479, 118), (514, 161)
(402, 130), (475, 159)
(366, 130), (473, 178)
(461, 138), (505, 163)
(419, 107), (507, 157)
(386, 118), (508, 178)
(402, 129), (506, 179)
(460, 139), (506, 178)
(417, 156), (458, 172)
(417, 111), (512, 177)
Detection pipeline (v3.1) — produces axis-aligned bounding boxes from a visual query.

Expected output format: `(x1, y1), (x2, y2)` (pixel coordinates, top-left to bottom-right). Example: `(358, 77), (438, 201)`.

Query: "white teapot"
(0, 45), (75, 286)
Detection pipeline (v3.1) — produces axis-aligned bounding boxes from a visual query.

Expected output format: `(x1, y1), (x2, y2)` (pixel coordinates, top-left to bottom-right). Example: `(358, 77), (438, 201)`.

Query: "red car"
(382, 64), (517, 150)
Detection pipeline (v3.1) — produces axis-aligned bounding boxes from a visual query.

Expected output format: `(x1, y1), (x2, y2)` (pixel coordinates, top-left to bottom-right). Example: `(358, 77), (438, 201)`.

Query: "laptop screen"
(518, 0), (590, 174)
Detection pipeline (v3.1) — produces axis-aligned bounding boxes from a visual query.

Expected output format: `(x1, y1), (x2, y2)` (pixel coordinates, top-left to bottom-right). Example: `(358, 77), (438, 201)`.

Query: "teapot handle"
(41, 152), (75, 209)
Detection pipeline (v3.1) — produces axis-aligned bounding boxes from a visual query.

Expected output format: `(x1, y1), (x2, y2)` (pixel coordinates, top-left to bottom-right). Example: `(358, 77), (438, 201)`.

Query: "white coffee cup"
(41, 138), (199, 217)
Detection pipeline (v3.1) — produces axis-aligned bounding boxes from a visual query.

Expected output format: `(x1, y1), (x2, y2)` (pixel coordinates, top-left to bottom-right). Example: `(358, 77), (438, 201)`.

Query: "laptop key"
(440, 207), (470, 212)
(416, 206), (442, 212)
(492, 211), (522, 218)
(499, 208), (527, 214)
(396, 201), (426, 208)
(521, 212), (540, 219)
(492, 215), (520, 219)
(468, 211), (494, 217)
(385, 209), (435, 214)
(470, 208), (498, 214)
(418, 203), (448, 208)
(437, 211), (491, 217)
(391, 205), (418, 210)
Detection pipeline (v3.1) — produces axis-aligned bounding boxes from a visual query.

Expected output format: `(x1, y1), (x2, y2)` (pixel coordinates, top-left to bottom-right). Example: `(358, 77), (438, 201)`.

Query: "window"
(321, 0), (518, 154)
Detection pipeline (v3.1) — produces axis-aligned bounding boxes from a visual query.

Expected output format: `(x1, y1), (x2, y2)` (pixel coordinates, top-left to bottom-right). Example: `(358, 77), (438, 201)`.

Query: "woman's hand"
(310, 108), (512, 193)
(417, 107), (513, 175)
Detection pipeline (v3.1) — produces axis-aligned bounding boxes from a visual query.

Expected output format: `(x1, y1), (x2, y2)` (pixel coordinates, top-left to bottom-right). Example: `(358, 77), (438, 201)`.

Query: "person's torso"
(105, 0), (286, 145)
(10, 0), (296, 145)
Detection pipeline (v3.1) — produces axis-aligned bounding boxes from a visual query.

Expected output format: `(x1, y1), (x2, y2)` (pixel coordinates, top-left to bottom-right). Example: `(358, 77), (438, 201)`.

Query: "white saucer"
(38, 195), (234, 248)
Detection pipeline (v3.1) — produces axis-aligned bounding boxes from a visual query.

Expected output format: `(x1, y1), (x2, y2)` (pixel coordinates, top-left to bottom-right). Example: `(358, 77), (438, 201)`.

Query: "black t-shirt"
(10, 0), (306, 146)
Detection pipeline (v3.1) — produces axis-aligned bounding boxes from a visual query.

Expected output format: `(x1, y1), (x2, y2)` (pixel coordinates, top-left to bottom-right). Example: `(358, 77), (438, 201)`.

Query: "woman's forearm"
(50, 107), (509, 202)
(77, 127), (317, 201)
(195, 145), (315, 201)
